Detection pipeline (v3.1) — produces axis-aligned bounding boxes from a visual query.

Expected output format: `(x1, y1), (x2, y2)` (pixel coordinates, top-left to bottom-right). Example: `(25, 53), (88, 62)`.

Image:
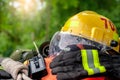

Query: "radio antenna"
(33, 41), (41, 57)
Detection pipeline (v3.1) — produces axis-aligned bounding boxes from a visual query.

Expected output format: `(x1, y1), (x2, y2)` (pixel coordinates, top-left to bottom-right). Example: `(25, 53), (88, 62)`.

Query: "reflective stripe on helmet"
(113, 32), (119, 42)
(81, 49), (106, 75)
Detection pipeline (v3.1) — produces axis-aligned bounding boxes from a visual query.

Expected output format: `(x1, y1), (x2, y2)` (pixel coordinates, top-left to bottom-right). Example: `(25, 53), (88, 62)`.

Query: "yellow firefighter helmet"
(61, 11), (119, 52)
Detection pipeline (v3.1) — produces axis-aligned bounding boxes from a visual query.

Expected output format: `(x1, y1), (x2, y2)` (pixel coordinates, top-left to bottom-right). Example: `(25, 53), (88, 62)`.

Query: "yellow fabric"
(81, 50), (94, 75)
(81, 49), (106, 75)
(92, 50), (106, 73)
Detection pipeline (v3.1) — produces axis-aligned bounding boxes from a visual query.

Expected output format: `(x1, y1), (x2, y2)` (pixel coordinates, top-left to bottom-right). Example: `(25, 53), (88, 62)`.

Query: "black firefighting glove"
(109, 54), (120, 79)
(50, 45), (118, 80)
(50, 50), (87, 80)
(99, 49), (120, 79)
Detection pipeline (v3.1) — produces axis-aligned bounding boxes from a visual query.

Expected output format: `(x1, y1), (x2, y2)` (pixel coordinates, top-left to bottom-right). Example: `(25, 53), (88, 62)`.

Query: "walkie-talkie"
(29, 42), (47, 79)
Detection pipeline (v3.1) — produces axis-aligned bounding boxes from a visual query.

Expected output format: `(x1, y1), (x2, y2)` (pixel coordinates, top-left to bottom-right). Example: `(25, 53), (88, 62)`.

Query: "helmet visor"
(49, 32), (119, 57)
(49, 31), (91, 56)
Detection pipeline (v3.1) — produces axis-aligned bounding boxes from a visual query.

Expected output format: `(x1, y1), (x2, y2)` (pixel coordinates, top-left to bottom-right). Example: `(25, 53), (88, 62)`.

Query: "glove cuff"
(1, 58), (28, 79)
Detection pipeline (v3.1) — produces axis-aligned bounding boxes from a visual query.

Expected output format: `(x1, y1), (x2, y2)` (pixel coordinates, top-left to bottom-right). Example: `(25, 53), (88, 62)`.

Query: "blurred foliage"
(0, 0), (120, 57)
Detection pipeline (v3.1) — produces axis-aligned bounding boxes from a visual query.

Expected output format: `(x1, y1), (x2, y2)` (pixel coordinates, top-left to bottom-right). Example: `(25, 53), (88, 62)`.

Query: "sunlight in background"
(9, 0), (46, 15)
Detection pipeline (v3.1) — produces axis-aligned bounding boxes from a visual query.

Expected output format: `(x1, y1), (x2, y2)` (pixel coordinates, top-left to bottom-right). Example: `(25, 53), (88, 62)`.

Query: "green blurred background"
(0, 0), (120, 57)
